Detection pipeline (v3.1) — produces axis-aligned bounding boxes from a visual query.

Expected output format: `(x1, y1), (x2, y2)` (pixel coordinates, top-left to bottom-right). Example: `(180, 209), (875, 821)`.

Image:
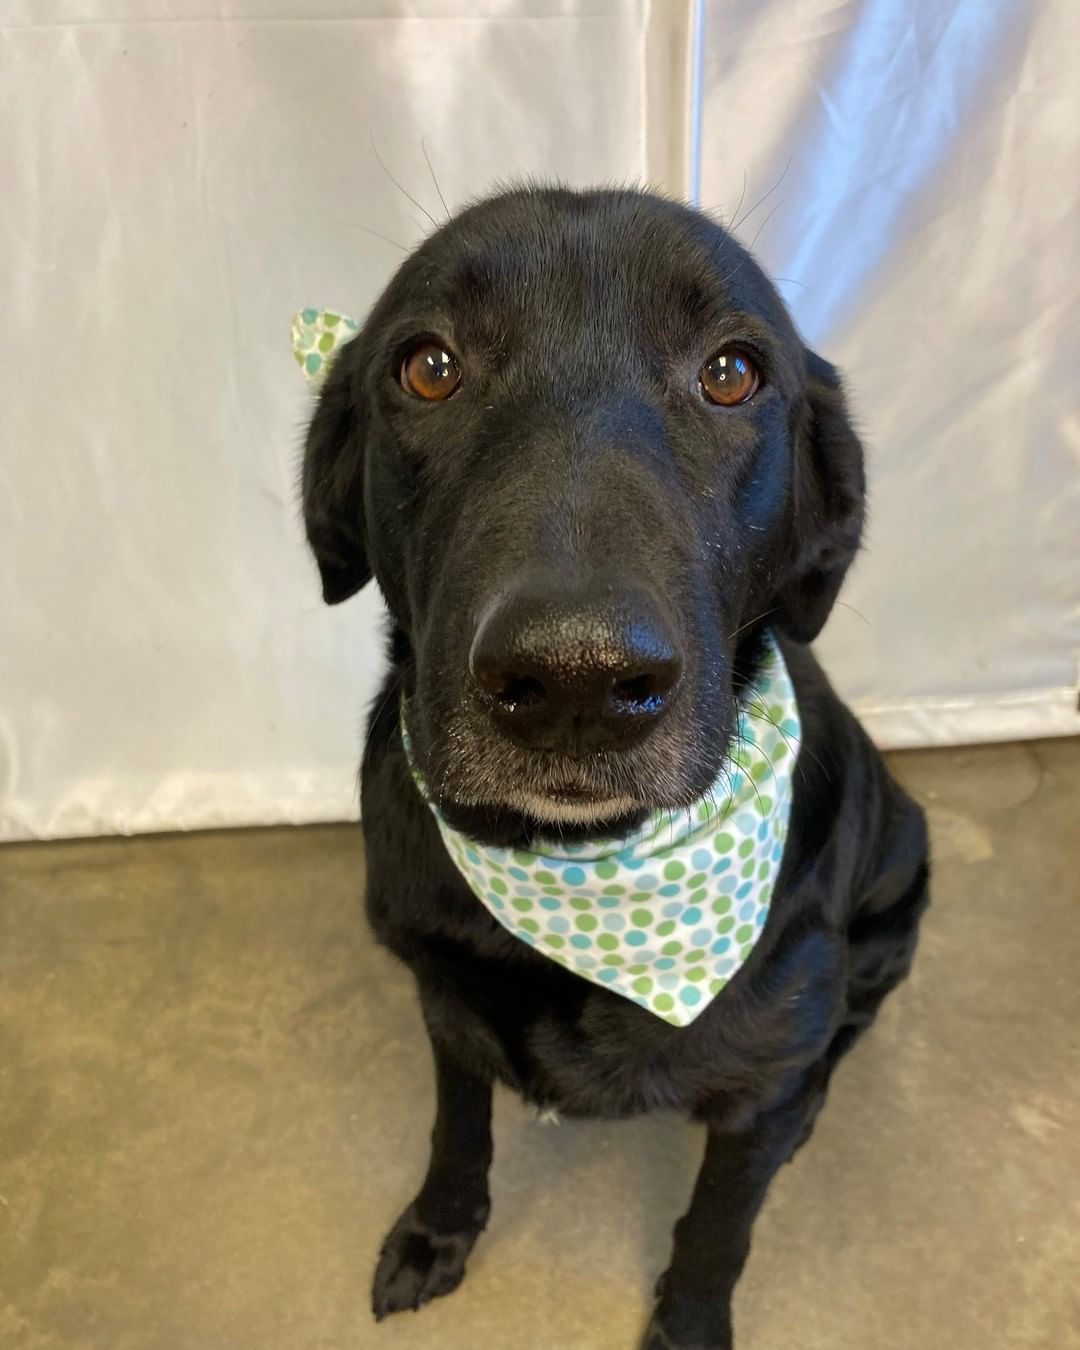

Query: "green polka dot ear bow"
(404, 634), (800, 1029)
(291, 308), (361, 388)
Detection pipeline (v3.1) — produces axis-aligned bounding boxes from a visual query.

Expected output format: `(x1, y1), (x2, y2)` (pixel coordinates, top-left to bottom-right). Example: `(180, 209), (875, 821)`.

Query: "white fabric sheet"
(0, 0), (1076, 842)
(696, 0), (1079, 749)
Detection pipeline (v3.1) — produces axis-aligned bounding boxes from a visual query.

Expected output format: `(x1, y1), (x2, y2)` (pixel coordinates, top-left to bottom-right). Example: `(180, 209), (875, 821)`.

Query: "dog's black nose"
(469, 582), (683, 751)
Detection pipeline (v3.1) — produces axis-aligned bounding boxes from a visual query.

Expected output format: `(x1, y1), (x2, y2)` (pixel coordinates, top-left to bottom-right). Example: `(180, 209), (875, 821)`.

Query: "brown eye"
(400, 341), (461, 401)
(699, 347), (760, 406)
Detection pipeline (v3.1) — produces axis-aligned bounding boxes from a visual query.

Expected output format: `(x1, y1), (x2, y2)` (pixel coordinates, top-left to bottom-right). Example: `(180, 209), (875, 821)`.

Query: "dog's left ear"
(771, 348), (866, 643)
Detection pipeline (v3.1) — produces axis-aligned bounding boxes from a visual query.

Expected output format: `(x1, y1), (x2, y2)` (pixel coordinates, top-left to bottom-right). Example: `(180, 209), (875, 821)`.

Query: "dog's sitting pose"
(301, 187), (930, 1350)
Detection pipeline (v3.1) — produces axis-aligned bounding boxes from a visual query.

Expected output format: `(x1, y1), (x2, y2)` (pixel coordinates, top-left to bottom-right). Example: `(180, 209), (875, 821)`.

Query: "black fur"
(302, 186), (929, 1348)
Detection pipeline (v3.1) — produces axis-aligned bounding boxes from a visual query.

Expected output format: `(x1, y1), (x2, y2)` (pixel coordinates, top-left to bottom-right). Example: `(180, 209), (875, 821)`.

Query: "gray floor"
(1, 740), (1078, 1350)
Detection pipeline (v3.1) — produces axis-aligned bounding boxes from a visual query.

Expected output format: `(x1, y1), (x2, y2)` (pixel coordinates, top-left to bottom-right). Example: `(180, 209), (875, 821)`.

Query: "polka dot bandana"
(291, 308), (361, 388)
(406, 635), (800, 1029)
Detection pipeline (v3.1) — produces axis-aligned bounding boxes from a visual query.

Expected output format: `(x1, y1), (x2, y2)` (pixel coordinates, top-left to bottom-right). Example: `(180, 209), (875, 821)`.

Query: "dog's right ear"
(301, 343), (372, 604)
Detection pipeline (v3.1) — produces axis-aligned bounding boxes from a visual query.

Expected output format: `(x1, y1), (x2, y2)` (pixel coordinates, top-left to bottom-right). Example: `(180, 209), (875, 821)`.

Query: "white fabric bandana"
(291, 310), (800, 1028)
(406, 639), (799, 1029)
(292, 308), (360, 387)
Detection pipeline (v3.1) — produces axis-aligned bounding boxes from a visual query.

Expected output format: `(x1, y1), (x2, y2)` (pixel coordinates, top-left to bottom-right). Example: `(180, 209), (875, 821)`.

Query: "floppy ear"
(771, 349), (866, 643)
(301, 342), (372, 604)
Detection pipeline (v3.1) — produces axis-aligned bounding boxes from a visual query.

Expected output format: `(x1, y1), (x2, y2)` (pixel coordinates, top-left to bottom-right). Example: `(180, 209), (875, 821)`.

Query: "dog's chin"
(432, 787), (653, 849)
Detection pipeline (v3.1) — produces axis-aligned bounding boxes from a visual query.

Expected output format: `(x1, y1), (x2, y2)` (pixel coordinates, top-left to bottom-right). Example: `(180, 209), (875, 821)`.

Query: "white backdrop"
(0, 0), (1076, 842)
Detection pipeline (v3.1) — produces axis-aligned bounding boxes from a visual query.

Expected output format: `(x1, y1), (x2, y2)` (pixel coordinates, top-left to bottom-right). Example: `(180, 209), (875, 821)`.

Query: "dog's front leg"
(643, 1069), (828, 1350)
(372, 1034), (493, 1320)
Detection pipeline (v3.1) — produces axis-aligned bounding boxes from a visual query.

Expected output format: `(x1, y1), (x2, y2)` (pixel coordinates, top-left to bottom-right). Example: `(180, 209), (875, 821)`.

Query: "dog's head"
(302, 187), (863, 843)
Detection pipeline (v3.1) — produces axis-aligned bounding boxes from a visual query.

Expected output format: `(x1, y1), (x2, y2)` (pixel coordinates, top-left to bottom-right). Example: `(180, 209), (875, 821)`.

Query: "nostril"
(611, 672), (667, 714)
(494, 673), (546, 711)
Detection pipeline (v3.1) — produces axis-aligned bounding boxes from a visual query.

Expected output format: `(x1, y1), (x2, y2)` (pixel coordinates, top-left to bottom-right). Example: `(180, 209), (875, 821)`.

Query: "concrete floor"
(1, 740), (1078, 1350)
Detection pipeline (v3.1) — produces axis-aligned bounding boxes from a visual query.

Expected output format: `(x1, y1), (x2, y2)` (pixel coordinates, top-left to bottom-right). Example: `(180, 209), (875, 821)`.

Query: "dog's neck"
(402, 632), (800, 1027)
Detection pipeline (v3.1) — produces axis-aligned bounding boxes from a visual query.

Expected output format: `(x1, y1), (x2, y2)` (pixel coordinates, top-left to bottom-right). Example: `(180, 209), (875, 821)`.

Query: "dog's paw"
(640, 1298), (733, 1350)
(371, 1201), (487, 1321)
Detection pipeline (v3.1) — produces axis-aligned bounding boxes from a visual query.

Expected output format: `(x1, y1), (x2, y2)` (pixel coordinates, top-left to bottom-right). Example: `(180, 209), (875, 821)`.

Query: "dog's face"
(303, 188), (864, 843)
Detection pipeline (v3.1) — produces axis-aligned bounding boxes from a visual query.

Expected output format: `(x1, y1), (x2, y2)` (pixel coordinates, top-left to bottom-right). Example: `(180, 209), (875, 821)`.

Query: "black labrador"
(301, 186), (929, 1349)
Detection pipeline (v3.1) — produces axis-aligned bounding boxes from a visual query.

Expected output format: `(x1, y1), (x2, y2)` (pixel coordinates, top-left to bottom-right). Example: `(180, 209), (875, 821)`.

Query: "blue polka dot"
(548, 917), (569, 934)
(758, 821), (769, 841)
(692, 848), (712, 870)
(680, 986), (702, 1007)
(692, 927), (712, 947)
(618, 852), (646, 870)
(570, 934), (591, 949)
(736, 813), (757, 834)
(711, 937), (731, 955)
(655, 957), (676, 971)
(488, 895), (505, 909)
(635, 874), (659, 891)
(714, 956), (736, 977)
(739, 900), (757, 921)
(712, 857), (731, 874)
(603, 913), (626, 932)
(658, 883), (681, 897)
(576, 953), (597, 969)
(508, 866), (529, 881)
(465, 848), (481, 865)
(720, 875), (738, 893)
(772, 842), (785, 862)
(681, 907), (702, 925)
(517, 930), (535, 945)
(597, 895), (620, 909)
(735, 882), (753, 900)
(626, 930), (647, 947)
(662, 901), (685, 919)
(658, 971), (681, 990)
(563, 865), (586, 886)
(598, 966), (619, 982)
(539, 897), (560, 911)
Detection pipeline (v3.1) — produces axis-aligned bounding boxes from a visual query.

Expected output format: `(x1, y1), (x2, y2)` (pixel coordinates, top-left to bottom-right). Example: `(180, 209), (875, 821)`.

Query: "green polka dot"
(322, 312), (340, 327)
(655, 920), (676, 936)
(545, 934), (565, 949)
(519, 918), (539, 934)
(685, 949), (706, 963)
(570, 897), (591, 911)
(687, 872), (707, 889)
(513, 851), (533, 866)
(688, 888), (707, 905)
(757, 796), (773, 815)
(736, 924), (754, 944)
(663, 861), (686, 880)
(490, 877), (508, 895)
(661, 941), (683, 956)
(575, 914), (598, 932)
(602, 884), (626, 895)
(711, 897), (732, 916)
(741, 860), (755, 878)
(511, 898), (533, 912)
(595, 860), (618, 880)
(758, 861), (770, 880)
(597, 933), (618, 951)
(627, 964), (649, 976)
(602, 954), (625, 967)
(738, 839), (754, 858)
(717, 916), (735, 934)
(655, 993), (675, 1013)
(714, 832), (734, 854)
(631, 909), (652, 928)
(686, 966), (706, 982)
(318, 332), (335, 352)
(632, 976), (653, 995)
(535, 870), (558, 885)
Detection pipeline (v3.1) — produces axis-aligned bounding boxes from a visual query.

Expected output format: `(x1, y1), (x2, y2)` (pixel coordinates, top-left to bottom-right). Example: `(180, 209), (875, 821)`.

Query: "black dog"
(301, 186), (929, 1349)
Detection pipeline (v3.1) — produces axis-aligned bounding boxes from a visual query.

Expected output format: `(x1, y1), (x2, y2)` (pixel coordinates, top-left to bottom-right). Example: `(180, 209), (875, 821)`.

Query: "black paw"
(640, 1297), (733, 1350)
(371, 1200), (488, 1321)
